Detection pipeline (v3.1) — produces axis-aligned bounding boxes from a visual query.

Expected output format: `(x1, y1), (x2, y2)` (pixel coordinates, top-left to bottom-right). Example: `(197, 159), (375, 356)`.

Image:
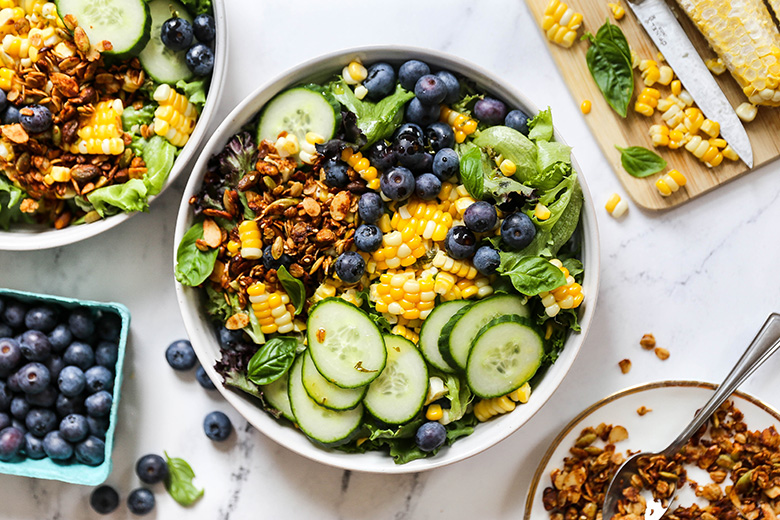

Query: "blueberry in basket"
(175, 56), (587, 464)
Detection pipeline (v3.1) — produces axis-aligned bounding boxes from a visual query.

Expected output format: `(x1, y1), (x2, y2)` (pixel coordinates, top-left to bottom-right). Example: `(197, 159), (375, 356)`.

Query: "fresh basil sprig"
(276, 265), (306, 315)
(174, 220), (218, 287)
(458, 145), (485, 199)
(164, 452), (204, 507)
(583, 22), (634, 118)
(496, 253), (567, 296)
(616, 145), (667, 177)
(247, 337), (298, 386)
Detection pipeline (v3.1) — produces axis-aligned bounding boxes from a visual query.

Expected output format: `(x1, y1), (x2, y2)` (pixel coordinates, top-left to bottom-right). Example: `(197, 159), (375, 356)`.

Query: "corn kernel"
(580, 99), (591, 114)
(605, 193), (628, 218)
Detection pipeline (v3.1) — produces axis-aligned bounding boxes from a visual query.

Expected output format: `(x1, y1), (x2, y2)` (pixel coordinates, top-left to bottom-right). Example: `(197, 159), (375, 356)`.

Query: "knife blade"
(625, 0), (753, 168)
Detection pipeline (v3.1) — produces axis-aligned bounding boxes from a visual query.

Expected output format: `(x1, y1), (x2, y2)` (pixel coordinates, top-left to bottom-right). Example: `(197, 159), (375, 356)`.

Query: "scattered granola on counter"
(619, 359), (631, 374)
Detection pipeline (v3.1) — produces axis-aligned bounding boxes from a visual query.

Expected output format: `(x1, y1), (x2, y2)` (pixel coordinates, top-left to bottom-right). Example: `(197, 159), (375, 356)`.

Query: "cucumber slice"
(306, 298), (386, 389)
(442, 294), (530, 370)
(288, 355), (363, 446)
(261, 372), (293, 421)
(363, 335), (428, 424)
(56, 0), (150, 59)
(257, 87), (338, 145)
(138, 0), (193, 84)
(420, 300), (470, 373)
(302, 351), (366, 410)
(466, 315), (543, 399)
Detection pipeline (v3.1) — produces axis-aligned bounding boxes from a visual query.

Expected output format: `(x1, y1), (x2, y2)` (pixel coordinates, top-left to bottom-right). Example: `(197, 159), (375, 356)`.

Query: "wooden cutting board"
(524, 0), (780, 210)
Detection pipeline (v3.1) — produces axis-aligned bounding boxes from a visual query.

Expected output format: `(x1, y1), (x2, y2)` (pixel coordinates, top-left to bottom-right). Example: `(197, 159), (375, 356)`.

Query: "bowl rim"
(174, 45), (601, 473)
(0, 0), (229, 251)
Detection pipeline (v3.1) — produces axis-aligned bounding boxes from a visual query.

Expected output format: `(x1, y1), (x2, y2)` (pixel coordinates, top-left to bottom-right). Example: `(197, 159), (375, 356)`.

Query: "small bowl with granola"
(174, 46), (600, 473)
(0, 0), (227, 250)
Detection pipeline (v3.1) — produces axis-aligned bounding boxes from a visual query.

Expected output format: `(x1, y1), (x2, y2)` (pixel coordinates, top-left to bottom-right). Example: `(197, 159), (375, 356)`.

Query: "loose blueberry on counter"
(334, 251), (366, 284)
(95, 341), (118, 369)
(323, 159), (350, 188)
(196, 365), (216, 390)
(56, 393), (84, 418)
(445, 226), (477, 260)
(0, 338), (22, 376)
(47, 324), (72, 352)
(1, 105), (19, 125)
(24, 306), (57, 333)
(366, 140), (396, 172)
(414, 173), (442, 200)
(358, 192), (384, 223)
(85, 391), (112, 418)
(85, 365), (114, 393)
(435, 70), (461, 105)
(127, 488), (155, 516)
(75, 435), (105, 465)
(0, 426), (24, 461)
(0, 413), (8, 430)
(505, 109), (530, 135)
(2, 301), (26, 329)
(90, 485), (120, 515)
(136, 453), (169, 484)
(68, 308), (95, 340)
(203, 410), (232, 441)
(363, 62), (395, 100)
(415, 421), (446, 452)
(42, 430), (72, 461)
(25, 408), (57, 438)
(398, 60), (430, 90)
(10, 396), (29, 419)
(58, 365), (86, 397)
(186, 43), (215, 76)
(17, 362), (50, 394)
(474, 97), (508, 126)
(24, 432), (45, 459)
(405, 97), (439, 127)
(26, 385), (57, 407)
(20, 330), (51, 361)
(165, 339), (196, 371)
(261, 245), (293, 272)
(380, 166), (415, 201)
(19, 104), (52, 133)
(218, 327), (244, 350)
(432, 148), (459, 181)
(463, 201), (498, 233)
(425, 122), (455, 152)
(192, 13), (216, 42)
(96, 313), (121, 342)
(160, 17), (193, 51)
(63, 341), (95, 371)
(414, 74), (447, 105)
(59, 413), (88, 443)
(354, 224), (383, 252)
(500, 212), (537, 250)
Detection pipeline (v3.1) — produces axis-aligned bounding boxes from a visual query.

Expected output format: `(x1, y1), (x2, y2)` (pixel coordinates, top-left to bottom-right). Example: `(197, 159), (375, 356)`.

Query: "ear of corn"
(68, 99), (125, 155)
(152, 84), (197, 147)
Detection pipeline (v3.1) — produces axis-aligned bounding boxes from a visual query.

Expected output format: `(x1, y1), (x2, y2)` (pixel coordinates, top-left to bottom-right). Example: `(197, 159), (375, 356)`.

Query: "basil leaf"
(458, 144), (484, 199)
(276, 265), (306, 315)
(496, 253), (567, 296)
(174, 221), (218, 287)
(595, 21), (631, 65)
(247, 337), (297, 385)
(583, 23), (634, 118)
(164, 452), (204, 506)
(616, 145), (667, 177)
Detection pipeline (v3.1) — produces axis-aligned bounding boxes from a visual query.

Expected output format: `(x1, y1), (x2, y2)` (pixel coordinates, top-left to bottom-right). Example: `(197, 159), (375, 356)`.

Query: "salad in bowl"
(175, 47), (599, 472)
(0, 0), (226, 250)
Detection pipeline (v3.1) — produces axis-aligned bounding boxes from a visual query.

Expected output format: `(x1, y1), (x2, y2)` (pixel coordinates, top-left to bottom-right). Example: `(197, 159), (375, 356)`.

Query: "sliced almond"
(202, 218), (222, 248)
(226, 312), (250, 330)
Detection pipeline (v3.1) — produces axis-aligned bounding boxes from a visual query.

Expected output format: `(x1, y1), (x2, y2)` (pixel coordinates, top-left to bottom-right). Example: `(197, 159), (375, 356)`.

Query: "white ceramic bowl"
(174, 46), (601, 473)
(0, 1), (229, 251)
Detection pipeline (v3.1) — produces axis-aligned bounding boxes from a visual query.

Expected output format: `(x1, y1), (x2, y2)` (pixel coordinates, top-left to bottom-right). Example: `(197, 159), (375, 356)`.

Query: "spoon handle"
(665, 313), (780, 454)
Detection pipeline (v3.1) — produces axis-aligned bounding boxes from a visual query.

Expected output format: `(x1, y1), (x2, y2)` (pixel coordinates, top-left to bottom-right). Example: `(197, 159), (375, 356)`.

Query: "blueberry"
(474, 97), (508, 126)
(0, 337), (22, 377)
(1, 105), (19, 125)
(323, 159), (350, 188)
(6, 371), (20, 393)
(196, 365), (216, 390)
(127, 488), (155, 515)
(17, 362), (51, 395)
(63, 341), (94, 371)
(353, 224), (383, 252)
(414, 74), (447, 105)
(47, 324), (72, 352)
(203, 410), (232, 441)
(25, 408), (57, 438)
(0, 324), (11, 338)
(87, 416), (109, 440)
(0, 413), (8, 430)
(59, 414), (89, 443)
(165, 339), (196, 371)
(85, 365), (114, 393)
(217, 327), (244, 350)
(90, 485), (120, 515)
(415, 173), (442, 200)
(160, 17), (193, 51)
(366, 140), (396, 172)
(25, 385), (57, 407)
(0, 382), (9, 412)
(425, 122), (455, 152)
(358, 192), (384, 223)
(95, 341), (118, 369)
(85, 391), (112, 418)
(11, 419), (25, 434)
(394, 136), (427, 171)
(75, 435), (105, 466)
(192, 13), (216, 43)
(398, 60), (430, 90)
(363, 62), (395, 101)
(2, 301), (26, 329)
(463, 201), (498, 233)
(42, 430), (72, 461)
(19, 104), (52, 133)
(10, 396), (29, 419)
(334, 251), (365, 284)
(380, 166), (415, 201)
(412, 152), (434, 175)
(432, 148), (460, 181)
(501, 212), (537, 250)
(0, 427), (24, 461)
(24, 306), (57, 332)
(445, 226), (477, 260)
(262, 245), (293, 272)
(405, 97), (439, 127)
(58, 365), (85, 397)
(0, 89), (6, 113)
(44, 354), (64, 381)
(393, 123), (424, 142)
(96, 313), (122, 341)
(135, 453), (169, 484)
(505, 109), (530, 135)
(68, 308), (95, 340)
(56, 393), (84, 418)
(24, 432), (46, 459)
(415, 421), (446, 452)
(435, 70), (461, 105)
(19, 330), (51, 361)
(186, 43), (215, 76)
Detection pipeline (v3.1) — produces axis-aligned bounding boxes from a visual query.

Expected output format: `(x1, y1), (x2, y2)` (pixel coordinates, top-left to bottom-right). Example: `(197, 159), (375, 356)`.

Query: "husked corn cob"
(237, 220), (262, 259)
(655, 169), (687, 197)
(392, 200), (454, 242)
(153, 84), (197, 147)
(341, 147), (380, 191)
(705, 57), (726, 74)
(299, 132), (323, 165)
(68, 99), (125, 155)
(634, 87), (660, 116)
(541, 0), (583, 48)
(685, 134), (723, 166)
(539, 259), (583, 317)
(371, 229), (428, 270)
(432, 249), (478, 279)
(247, 283), (296, 334)
(371, 270), (436, 320)
(391, 323), (419, 344)
(473, 383), (531, 422)
(440, 106), (478, 143)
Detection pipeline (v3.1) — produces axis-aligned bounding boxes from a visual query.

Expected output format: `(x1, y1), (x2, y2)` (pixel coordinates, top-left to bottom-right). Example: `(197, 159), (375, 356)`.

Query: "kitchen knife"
(625, 0), (753, 168)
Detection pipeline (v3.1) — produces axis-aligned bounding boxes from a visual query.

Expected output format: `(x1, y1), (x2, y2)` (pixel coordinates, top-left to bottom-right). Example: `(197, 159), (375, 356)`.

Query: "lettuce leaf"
(528, 107), (554, 142)
(122, 104), (155, 134)
(0, 176), (26, 229)
(175, 78), (208, 111)
(178, 0), (212, 15)
(142, 135), (176, 196)
(473, 125), (538, 186)
(87, 179), (149, 217)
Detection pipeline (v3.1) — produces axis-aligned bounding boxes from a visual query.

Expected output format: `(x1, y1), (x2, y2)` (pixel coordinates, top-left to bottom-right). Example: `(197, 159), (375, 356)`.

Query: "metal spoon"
(602, 313), (780, 520)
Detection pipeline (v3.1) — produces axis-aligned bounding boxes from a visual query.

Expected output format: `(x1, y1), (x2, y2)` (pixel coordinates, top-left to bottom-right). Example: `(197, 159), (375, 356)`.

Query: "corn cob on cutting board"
(524, 0), (780, 210)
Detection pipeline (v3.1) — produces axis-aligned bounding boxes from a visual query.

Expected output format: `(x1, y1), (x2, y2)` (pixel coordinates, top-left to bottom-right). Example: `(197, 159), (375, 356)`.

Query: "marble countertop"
(3, 0), (780, 518)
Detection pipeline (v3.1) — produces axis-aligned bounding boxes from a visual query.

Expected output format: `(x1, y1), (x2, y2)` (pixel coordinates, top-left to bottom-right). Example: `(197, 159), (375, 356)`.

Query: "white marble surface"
(2, 0), (780, 518)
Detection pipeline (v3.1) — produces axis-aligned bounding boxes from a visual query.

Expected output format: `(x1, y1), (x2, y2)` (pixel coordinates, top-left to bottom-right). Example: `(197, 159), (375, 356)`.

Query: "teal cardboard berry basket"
(0, 288), (129, 486)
